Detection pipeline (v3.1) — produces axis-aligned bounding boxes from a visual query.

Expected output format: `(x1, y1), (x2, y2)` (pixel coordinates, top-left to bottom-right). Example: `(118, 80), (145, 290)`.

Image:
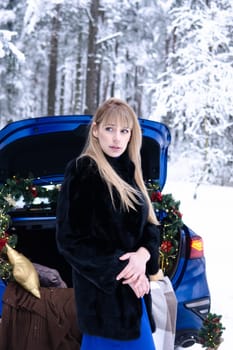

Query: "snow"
(0, 30), (25, 61)
(164, 162), (233, 349)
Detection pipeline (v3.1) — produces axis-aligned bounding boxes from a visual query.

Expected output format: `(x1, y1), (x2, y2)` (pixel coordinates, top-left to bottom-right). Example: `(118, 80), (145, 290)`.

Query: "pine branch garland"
(199, 313), (225, 349)
(147, 180), (183, 274)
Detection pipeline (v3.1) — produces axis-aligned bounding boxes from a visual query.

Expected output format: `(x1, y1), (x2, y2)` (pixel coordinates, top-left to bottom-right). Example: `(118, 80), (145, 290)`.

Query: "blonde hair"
(80, 97), (159, 225)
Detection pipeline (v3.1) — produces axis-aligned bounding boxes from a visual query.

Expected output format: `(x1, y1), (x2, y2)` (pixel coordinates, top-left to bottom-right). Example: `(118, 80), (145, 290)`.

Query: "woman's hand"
(116, 247), (150, 284)
(128, 274), (150, 298)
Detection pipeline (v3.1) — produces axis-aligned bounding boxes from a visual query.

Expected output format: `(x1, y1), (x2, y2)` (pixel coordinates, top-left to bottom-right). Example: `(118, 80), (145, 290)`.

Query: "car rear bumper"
(174, 258), (211, 347)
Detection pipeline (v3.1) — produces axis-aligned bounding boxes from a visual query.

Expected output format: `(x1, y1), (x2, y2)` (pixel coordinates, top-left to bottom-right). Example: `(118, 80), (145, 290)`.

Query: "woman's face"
(93, 120), (131, 157)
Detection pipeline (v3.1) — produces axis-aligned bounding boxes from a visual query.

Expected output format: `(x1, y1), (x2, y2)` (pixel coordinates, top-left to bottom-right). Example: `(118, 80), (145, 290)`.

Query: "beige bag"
(150, 275), (177, 350)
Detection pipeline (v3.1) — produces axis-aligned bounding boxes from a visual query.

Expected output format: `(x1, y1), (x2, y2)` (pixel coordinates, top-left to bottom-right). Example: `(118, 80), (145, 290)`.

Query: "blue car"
(0, 115), (210, 348)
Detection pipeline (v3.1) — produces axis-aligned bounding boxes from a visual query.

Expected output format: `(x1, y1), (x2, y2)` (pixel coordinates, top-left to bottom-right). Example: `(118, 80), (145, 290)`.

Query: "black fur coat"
(56, 153), (160, 340)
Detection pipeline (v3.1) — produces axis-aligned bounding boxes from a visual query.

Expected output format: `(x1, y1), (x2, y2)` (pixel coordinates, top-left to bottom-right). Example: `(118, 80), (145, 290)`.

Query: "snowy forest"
(0, 0), (233, 186)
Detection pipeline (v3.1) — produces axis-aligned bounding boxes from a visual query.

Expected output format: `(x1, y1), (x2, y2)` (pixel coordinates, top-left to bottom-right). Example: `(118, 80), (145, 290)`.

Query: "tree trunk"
(73, 31), (85, 114)
(59, 68), (65, 115)
(47, 4), (61, 116)
(84, 0), (100, 115)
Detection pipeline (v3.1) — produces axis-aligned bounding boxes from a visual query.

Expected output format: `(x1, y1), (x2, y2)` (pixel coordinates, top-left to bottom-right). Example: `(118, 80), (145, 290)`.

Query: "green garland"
(199, 313), (225, 349)
(147, 180), (183, 274)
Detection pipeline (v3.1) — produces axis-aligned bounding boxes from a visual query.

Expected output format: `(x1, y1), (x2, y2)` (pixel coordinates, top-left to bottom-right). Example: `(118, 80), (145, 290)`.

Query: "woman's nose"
(113, 130), (121, 141)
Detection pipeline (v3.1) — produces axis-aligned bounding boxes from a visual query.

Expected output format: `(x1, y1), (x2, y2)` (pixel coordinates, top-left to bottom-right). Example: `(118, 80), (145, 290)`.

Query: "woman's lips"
(109, 146), (122, 153)
(110, 146), (121, 150)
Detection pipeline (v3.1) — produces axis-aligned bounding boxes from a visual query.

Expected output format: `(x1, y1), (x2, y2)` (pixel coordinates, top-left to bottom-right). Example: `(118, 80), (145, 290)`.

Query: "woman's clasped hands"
(116, 247), (150, 298)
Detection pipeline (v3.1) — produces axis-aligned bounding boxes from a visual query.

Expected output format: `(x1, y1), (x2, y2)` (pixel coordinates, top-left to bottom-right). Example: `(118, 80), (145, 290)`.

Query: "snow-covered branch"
(97, 32), (122, 45)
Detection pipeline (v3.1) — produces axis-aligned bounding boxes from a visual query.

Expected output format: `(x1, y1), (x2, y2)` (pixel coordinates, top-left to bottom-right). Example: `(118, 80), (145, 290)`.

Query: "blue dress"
(81, 298), (156, 350)
(0, 279), (6, 317)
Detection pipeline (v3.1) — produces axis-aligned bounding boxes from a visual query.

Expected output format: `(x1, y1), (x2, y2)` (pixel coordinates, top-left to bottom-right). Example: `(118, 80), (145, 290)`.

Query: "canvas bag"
(150, 276), (177, 350)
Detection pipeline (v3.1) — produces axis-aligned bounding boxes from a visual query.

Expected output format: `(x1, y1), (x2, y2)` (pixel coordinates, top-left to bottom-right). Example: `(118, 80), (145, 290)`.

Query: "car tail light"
(189, 235), (204, 259)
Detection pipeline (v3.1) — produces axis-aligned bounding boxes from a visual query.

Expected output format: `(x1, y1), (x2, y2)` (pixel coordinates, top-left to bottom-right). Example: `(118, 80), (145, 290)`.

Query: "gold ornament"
(4, 194), (17, 207)
(5, 243), (41, 298)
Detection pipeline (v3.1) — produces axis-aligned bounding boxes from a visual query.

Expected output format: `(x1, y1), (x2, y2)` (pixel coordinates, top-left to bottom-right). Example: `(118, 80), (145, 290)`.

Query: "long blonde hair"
(80, 97), (159, 225)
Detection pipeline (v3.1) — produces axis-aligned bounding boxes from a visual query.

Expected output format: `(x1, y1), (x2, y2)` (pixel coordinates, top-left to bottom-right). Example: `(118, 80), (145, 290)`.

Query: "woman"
(56, 97), (160, 350)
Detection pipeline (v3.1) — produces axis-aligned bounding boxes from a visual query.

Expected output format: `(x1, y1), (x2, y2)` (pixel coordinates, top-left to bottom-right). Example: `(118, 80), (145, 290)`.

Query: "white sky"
(165, 160), (233, 350)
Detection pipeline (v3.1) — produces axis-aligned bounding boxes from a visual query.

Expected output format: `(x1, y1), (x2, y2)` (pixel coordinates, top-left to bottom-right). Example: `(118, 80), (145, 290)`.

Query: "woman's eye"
(105, 127), (113, 132)
(121, 128), (130, 134)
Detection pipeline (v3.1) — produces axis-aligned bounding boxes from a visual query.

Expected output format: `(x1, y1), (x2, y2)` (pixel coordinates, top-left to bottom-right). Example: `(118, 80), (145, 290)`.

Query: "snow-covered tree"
(150, 0), (233, 186)
(0, 1), (25, 127)
(1, 0), (167, 120)
(96, 0), (167, 117)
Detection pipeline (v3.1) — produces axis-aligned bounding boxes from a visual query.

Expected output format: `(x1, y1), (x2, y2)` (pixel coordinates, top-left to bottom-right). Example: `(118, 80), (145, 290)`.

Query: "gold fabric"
(6, 244), (40, 298)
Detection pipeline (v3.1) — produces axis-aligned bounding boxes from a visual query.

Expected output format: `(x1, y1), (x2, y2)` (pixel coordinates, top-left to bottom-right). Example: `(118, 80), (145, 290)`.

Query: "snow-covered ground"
(164, 164), (233, 349)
